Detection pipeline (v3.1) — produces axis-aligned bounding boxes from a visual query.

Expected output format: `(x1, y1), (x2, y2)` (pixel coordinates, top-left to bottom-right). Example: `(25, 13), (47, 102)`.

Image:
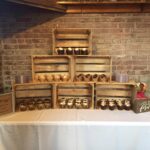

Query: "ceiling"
(5, 0), (150, 13)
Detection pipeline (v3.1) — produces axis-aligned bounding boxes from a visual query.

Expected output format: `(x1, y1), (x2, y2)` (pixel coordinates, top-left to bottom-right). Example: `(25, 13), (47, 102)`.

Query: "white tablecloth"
(0, 110), (150, 150)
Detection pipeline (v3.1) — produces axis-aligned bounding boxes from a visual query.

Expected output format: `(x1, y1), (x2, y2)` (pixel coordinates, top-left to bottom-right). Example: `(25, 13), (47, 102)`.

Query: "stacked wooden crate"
(14, 83), (53, 111)
(32, 55), (73, 82)
(53, 29), (92, 55)
(96, 83), (136, 110)
(13, 28), (136, 111)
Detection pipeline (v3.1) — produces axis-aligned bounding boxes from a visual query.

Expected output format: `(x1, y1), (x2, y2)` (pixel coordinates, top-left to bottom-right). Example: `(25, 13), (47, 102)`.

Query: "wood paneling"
(0, 93), (13, 115)
(67, 4), (144, 13)
(143, 5), (150, 12)
(59, 1), (150, 13)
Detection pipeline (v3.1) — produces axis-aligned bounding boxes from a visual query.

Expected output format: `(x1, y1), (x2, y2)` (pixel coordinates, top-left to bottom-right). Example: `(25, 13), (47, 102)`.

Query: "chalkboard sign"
(133, 99), (150, 113)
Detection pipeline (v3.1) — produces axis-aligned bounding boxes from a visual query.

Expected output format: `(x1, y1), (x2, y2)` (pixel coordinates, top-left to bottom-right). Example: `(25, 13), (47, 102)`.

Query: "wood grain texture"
(15, 90), (52, 98)
(65, 3), (150, 13)
(4, 0), (150, 13)
(0, 93), (13, 115)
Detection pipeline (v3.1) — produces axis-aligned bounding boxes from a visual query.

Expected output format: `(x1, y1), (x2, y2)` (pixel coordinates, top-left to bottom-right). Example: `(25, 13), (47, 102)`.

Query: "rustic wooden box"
(32, 55), (73, 82)
(133, 99), (150, 113)
(0, 93), (13, 115)
(14, 83), (53, 111)
(74, 56), (112, 82)
(53, 28), (92, 55)
(55, 82), (94, 109)
(95, 83), (136, 109)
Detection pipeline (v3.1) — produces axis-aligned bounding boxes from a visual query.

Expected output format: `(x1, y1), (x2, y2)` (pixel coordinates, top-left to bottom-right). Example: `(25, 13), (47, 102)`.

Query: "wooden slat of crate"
(58, 84), (91, 88)
(96, 84), (132, 90)
(34, 65), (69, 72)
(56, 40), (89, 48)
(58, 89), (91, 96)
(15, 84), (52, 90)
(0, 100), (12, 107)
(76, 65), (110, 72)
(0, 94), (12, 104)
(0, 99), (11, 106)
(15, 90), (52, 98)
(0, 107), (12, 115)
(0, 94), (12, 101)
(56, 34), (89, 40)
(33, 56), (70, 64)
(0, 103), (12, 110)
(57, 84), (92, 96)
(32, 55), (70, 61)
(76, 57), (110, 64)
(96, 83), (134, 92)
(34, 57), (69, 64)
(97, 90), (132, 97)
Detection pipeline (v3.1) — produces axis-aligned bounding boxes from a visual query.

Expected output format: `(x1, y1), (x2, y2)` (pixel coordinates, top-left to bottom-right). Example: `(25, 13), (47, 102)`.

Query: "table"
(0, 110), (150, 150)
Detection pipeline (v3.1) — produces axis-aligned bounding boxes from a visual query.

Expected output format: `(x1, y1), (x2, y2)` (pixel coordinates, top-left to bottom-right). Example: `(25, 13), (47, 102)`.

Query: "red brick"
(132, 61), (148, 65)
(4, 44), (18, 49)
(136, 23), (150, 28)
(19, 44), (33, 49)
(3, 38), (17, 44)
(119, 23), (135, 28)
(117, 65), (133, 70)
(17, 39), (25, 43)
(32, 39), (46, 43)
(132, 56), (148, 60)
(133, 66), (147, 70)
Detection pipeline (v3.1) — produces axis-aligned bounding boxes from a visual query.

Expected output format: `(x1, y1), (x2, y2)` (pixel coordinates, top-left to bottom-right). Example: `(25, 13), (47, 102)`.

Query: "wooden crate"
(14, 83), (53, 111)
(56, 82), (94, 109)
(53, 28), (92, 55)
(74, 56), (112, 82)
(133, 98), (150, 113)
(96, 82), (136, 109)
(32, 55), (73, 82)
(0, 93), (13, 116)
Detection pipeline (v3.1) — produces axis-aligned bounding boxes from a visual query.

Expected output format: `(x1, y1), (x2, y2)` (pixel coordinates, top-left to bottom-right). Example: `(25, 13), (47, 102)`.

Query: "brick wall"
(0, 1), (150, 87)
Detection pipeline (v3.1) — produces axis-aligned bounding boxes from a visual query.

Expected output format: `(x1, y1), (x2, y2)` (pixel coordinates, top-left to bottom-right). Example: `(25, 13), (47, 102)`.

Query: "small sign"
(133, 99), (150, 113)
